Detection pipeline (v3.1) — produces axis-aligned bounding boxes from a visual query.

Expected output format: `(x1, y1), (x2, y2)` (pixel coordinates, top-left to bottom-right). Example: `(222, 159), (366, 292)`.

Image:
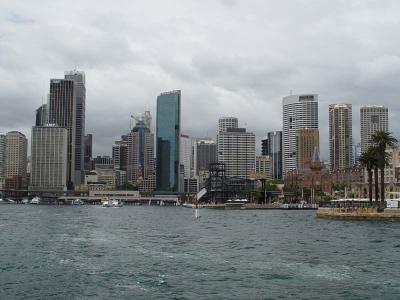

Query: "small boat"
(30, 197), (40, 204)
(72, 199), (84, 205)
(22, 198), (29, 204)
(102, 198), (123, 208)
(7, 199), (15, 204)
(225, 199), (248, 210)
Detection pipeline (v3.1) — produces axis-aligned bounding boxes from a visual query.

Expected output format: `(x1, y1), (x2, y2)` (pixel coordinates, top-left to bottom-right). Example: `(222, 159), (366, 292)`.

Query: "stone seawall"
(316, 207), (400, 221)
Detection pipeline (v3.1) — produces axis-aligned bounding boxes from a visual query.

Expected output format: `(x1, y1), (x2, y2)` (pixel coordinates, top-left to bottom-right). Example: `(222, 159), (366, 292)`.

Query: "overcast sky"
(1, 0), (400, 159)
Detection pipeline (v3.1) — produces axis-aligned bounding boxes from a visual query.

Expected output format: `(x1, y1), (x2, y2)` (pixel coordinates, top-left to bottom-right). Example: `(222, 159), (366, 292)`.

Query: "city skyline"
(1, 1), (400, 160)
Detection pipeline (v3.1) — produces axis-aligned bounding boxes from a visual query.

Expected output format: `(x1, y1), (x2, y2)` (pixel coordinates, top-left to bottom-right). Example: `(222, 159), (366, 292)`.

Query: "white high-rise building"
(282, 94), (319, 174)
(329, 104), (353, 171)
(30, 126), (68, 190)
(217, 126), (255, 179)
(218, 117), (238, 133)
(180, 134), (192, 179)
(360, 105), (388, 152)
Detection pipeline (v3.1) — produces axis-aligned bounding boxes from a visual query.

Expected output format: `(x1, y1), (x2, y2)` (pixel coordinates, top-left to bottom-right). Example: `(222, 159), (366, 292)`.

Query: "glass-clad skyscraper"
(156, 90), (181, 192)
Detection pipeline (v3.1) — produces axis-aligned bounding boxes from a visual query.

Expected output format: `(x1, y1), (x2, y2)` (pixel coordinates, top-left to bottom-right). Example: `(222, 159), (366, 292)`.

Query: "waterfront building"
(5, 131), (28, 190)
(156, 90), (181, 193)
(180, 134), (192, 179)
(217, 126), (256, 179)
(112, 140), (128, 171)
(297, 128), (319, 171)
(329, 104), (353, 171)
(127, 114), (155, 194)
(0, 134), (5, 193)
(218, 117), (238, 133)
(48, 71), (86, 189)
(255, 155), (272, 181)
(84, 134), (93, 172)
(35, 104), (48, 126)
(193, 139), (217, 176)
(282, 94), (319, 174)
(360, 105), (388, 153)
(30, 126), (68, 190)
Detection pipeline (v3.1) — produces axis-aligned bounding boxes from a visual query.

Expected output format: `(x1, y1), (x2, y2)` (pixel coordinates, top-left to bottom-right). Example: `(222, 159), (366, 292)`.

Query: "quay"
(182, 203), (318, 210)
(316, 199), (400, 220)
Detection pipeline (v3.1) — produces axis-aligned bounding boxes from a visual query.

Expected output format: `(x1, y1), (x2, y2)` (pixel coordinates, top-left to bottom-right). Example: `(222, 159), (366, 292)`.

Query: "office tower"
(256, 155), (272, 181)
(65, 70), (86, 185)
(217, 126), (256, 179)
(93, 156), (115, 190)
(180, 134), (191, 179)
(296, 128), (319, 171)
(156, 90), (181, 193)
(193, 139), (217, 176)
(30, 126), (68, 190)
(360, 105), (388, 152)
(112, 140), (128, 171)
(218, 117), (238, 133)
(266, 131), (283, 180)
(261, 137), (269, 156)
(0, 134), (5, 193)
(48, 70), (86, 189)
(84, 134), (92, 171)
(329, 104), (353, 171)
(127, 115), (155, 193)
(35, 104), (47, 126)
(5, 131), (27, 189)
(282, 94), (319, 174)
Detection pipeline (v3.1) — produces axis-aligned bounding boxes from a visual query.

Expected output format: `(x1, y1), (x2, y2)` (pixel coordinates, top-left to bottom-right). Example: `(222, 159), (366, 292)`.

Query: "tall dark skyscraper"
(65, 70), (86, 185)
(35, 104), (47, 126)
(156, 90), (181, 193)
(84, 134), (93, 172)
(263, 131), (283, 179)
(48, 70), (86, 189)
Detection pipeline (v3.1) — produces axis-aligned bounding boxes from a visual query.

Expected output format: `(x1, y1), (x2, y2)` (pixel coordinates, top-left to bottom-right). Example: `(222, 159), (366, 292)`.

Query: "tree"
(359, 148), (377, 205)
(371, 131), (398, 203)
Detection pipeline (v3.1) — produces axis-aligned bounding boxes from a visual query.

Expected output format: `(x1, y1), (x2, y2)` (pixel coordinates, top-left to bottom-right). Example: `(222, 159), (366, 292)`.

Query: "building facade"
(180, 134), (192, 179)
(297, 128), (319, 171)
(255, 155), (272, 181)
(218, 117), (238, 133)
(30, 126), (68, 190)
(84, 134), (92, 172)
(5, 131), (28, 189)
(329, 104), (352, 171)
(156, 90), (181, 193)
(217, 127), (256, 179)
(360, 105), (388, 152)
(0, 134), (5, 193)
(193, 139), (217, 175)
(282, 94), (319, 174)
(35, 104), (48, 126)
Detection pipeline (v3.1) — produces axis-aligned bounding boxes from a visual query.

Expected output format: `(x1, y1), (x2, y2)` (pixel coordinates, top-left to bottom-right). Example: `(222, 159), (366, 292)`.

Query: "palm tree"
(371, 131), (398, 203)
(359, 148), (377, 205)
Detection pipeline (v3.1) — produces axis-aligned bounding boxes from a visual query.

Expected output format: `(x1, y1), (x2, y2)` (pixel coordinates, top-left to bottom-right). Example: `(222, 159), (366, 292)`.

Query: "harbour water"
(1, 205), (400, 299)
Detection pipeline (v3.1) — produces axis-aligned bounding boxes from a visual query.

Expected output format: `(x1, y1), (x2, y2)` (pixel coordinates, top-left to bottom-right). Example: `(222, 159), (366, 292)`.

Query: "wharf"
(316, 207), (400, 220)
(182, 203), (318, 210)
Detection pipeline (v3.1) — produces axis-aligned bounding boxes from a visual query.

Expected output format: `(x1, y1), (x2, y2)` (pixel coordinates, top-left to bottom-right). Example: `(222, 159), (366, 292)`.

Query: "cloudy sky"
(1, 0), (400, 159)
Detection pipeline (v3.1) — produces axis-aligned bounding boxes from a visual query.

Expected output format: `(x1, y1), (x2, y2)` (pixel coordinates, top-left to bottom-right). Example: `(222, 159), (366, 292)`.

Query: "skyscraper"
(218, 117), (238, 133)
(112, 140), (128, 171)
(180, 134), (192, 179)
(84, 134), (93, 171)
(156, 90), (181, 193)
(263, 131), (283, 179)
(30, 126), (68, 190)
(193, 139), (217, 175)
(127, 116), (155, 193)
(296, 128), (319, 171)
(65, 70), (86, 185)
(282, 94), (319, 174)
(48, 70), (86, 189)
(360, 105), (388, 152)
(217, 126), (255, 179)
(329, 104), (353, 171)
(35, 104), (47, 126)
(5, 131), (27, 189)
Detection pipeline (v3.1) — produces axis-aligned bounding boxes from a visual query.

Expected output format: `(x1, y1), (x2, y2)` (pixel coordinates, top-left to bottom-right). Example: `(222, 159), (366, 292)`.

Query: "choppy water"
(1, 206), (400, 299)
